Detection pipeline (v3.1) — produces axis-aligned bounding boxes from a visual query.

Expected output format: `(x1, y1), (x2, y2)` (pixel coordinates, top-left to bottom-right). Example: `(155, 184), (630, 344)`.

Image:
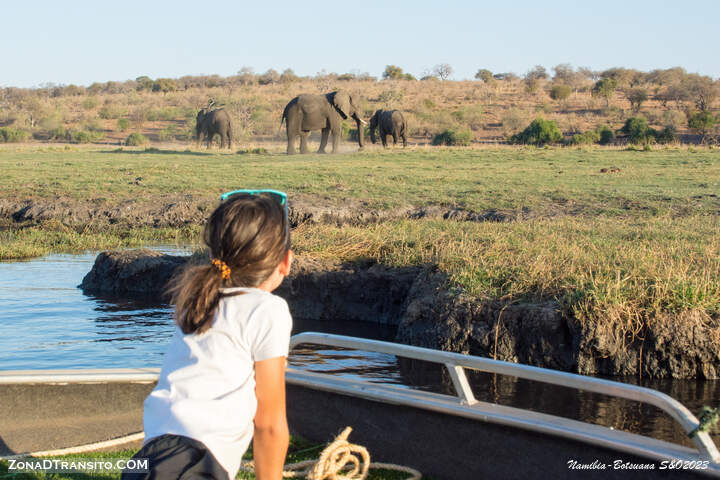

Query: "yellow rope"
(240, 426), (421, 480)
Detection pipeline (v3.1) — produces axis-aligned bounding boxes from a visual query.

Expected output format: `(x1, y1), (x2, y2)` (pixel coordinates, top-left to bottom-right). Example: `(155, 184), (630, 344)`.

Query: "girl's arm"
(253, 356), (290, 480)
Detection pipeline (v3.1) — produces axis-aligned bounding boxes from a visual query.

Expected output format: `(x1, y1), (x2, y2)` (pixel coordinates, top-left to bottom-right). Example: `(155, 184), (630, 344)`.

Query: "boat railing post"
(445, 363), (477, 406)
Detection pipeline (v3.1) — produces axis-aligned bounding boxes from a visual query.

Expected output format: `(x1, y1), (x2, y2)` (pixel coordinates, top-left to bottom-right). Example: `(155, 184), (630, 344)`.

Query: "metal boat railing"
(288, 332), (720, 463)
(1, 332), (718, 469)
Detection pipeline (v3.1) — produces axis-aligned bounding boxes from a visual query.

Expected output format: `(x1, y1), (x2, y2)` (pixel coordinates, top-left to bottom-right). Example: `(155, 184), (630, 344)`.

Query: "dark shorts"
(120, 434), (228, 480)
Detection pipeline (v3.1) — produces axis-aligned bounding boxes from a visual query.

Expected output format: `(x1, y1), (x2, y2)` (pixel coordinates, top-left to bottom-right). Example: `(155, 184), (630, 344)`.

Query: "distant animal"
(196, 106), (232, 149)
(281, 90), (366, 154)
(369, 109), (407, 148)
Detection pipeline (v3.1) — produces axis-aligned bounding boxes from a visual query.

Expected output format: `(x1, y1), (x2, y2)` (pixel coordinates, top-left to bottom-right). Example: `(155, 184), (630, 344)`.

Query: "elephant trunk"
(353, 114), (364, 148)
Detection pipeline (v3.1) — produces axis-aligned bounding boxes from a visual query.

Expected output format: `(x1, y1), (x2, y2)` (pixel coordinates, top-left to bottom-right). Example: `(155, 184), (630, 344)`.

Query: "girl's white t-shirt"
(143, 287), (293, 479)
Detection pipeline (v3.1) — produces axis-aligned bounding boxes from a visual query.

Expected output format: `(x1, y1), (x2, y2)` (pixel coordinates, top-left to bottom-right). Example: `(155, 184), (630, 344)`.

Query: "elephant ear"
(332, 90), (351, 119)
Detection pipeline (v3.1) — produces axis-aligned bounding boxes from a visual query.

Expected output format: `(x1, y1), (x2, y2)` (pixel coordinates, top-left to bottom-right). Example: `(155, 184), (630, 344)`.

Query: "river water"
(0, 250), (717, 449)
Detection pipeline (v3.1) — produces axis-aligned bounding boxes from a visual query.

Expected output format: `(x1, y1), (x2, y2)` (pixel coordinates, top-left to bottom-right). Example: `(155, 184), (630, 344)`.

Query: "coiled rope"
(244, 426), (421, 480)
(2, 427), (422, 480)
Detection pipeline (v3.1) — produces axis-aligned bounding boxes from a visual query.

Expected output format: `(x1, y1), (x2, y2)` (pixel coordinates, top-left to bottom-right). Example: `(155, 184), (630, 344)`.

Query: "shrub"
(117, 118), (130, 131)
(451, 105), (484, 130)
(501, 109), (530, 136)
(662, 110), (686, 130)
(157, 125), (177, 141)
(597, 125), (615, 145)
(508, 118), (562, 145)
(0, 127), (29, 143)
(378, 89), (404, 105)
(688, 111), (716, 136)
(82, 97), (99, 110)
(279, 69), (298, 83)
(48, 126), (69, 141)
(655, 126), (677, 144)
(152, 78), (177, 94)
(567, 129), (600, 146)
(70, 129), (103, 144)
(258, 69), (280, 85)
(620, 117), (656, 144)
(125, 132), (147, 146)
(98, 105), (125, 119)
(549, 85), (572, 102)
(432, 128), (472, 146)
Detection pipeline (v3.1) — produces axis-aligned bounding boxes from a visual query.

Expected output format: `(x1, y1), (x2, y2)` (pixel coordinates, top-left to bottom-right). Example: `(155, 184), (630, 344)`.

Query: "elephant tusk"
(359, 119), (367, 125)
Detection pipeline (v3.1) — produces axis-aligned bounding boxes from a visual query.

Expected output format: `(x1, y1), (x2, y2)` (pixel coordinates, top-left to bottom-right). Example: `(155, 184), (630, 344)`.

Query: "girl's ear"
(278, 250), (294, 276)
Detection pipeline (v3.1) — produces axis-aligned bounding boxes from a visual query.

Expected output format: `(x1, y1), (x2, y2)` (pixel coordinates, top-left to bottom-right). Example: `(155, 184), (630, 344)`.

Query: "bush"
(71, 129), (104, 143)
(82, 97), (99, 110)
(432, 128), (473, 146)
(98, 105), (125, 119)
(549, 85), (572, 102)
(688, 111), (716, 136)
(620, 117), (656, 144)
(475, 69), (493, 83)
(567, 129), (600, 146)
(655, 126), (677, 144)
(48, 126), (69, 141)
(508, 118), (563, 145)
(117, 118), (130, 131)
(597, 125), (614, 145)
(125, 132), (147, 146)
(0, 127), (29, 143)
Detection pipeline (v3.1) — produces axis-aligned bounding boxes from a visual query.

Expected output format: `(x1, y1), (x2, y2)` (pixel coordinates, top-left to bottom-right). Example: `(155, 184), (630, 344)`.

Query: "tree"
(524, 66), (548, 93)
(549, 85), (572, 102)
(592, 78), (618, 107)
(508, 118), (563, 145)
(382, 65), (405, 80)
(237, 66), (256, 86)
(135, 76), (154, 91)
(621, 117), (655, 144)
(626, 88), (648, 112)
(688, 111), (717, 139)
(553, 63), (574, 84)
(152, 78), (177, 94)
(258, 69), (280, 85)
(432, 63), (453, 81)
(279, 68), (298, 83)
(683, 74), (718, 111)
(475, 69), (493, 83)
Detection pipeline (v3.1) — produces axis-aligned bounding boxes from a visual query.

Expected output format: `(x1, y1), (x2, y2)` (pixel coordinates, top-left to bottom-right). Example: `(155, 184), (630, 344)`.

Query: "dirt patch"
(1, 194), (520, 229)
(80, 250), (720, 379)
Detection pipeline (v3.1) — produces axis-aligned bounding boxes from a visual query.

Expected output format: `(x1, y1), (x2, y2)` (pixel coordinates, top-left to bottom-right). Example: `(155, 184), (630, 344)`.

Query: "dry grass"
(2, 76), (718, 147)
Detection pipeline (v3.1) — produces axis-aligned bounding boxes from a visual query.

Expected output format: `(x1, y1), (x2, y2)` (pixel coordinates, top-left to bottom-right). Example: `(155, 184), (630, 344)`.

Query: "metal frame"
(1, 332), (718, 473)
(287, 333), (720, 465)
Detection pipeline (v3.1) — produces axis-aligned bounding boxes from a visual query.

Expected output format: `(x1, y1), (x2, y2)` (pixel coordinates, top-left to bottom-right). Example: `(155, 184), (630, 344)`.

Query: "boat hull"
(287, 383), (715, 480)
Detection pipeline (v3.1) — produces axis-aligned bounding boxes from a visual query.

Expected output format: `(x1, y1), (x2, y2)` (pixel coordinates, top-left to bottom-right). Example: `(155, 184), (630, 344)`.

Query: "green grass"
(0, 438), (425, 479)
(0, 147), (718, 218)
(1, 146), (718, 338)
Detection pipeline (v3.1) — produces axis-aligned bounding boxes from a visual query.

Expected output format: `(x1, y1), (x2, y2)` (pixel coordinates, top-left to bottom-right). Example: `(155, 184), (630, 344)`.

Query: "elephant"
(196, 107), (232, 149)
(369, 109), (407, 147)
(281, 90), (366, 154)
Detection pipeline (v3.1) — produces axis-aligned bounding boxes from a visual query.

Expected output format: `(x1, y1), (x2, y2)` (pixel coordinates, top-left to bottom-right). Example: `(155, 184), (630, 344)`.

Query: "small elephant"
(281, 90), (366, 154)
(369, 109), (407, 147)
(196, 107), (232, 149)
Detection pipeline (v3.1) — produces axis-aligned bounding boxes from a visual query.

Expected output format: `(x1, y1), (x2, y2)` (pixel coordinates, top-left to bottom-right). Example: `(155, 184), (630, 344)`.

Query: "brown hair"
(168, 194), (290, 334)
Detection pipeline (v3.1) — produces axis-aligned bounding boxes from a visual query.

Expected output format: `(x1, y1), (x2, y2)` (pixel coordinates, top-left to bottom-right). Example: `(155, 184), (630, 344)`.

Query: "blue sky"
(2, 0), (718, 87)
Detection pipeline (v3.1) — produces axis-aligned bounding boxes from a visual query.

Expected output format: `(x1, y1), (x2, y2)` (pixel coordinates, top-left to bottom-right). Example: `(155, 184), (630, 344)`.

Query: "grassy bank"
(1, 147), (718, 338)
(0, 146), (718, 217)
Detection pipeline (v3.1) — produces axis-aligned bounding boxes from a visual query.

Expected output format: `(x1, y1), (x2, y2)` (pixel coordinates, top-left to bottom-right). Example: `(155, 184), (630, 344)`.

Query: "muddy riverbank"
(0, 194), (525, 229)
(80, 250), (720, 379)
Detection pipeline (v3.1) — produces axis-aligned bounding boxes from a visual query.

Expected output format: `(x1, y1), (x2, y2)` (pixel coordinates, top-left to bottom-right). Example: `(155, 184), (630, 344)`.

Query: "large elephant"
(196, 108), (232, 149)
(369, 109), (407, 147)
(281, 90), (365, 154)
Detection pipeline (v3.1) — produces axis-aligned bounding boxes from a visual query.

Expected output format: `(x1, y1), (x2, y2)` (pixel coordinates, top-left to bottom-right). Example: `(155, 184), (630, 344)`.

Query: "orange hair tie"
(211, 258), (231, 280)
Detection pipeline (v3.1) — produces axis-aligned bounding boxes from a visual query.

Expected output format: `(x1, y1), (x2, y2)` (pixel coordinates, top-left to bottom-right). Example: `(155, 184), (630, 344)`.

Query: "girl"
(123, 191), (294, 480)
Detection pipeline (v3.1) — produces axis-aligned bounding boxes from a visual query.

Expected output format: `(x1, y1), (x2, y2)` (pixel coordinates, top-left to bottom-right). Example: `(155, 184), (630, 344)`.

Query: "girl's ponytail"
(168, 263), (225, 334)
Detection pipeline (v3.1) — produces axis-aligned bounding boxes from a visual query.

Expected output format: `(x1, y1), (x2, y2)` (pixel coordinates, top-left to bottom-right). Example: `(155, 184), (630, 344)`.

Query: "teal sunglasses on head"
(220, 189), (290, 245)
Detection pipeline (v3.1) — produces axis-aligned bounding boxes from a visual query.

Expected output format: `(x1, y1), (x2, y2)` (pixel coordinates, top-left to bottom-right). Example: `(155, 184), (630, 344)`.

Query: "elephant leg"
(227, 131), (232, 150)
(402, 132), (407, 147)
(392, 131), (399, 146)
(299, 132), (310, 154)
(206, 132), (213, 149)
(219, 131), (225, 149)
(331, 128), (340, 153)
(380, 128), (388, 148)
(318, 127), (330, 154)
